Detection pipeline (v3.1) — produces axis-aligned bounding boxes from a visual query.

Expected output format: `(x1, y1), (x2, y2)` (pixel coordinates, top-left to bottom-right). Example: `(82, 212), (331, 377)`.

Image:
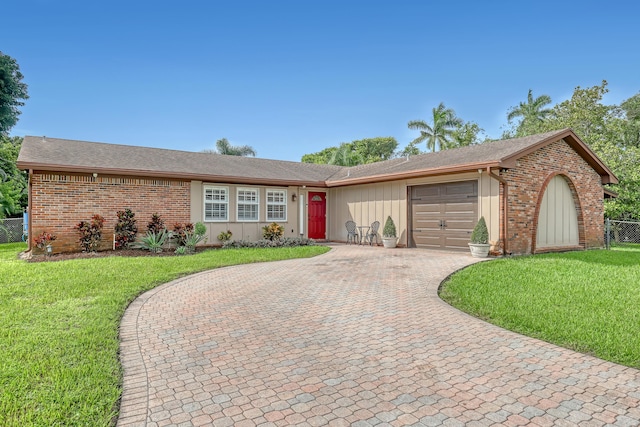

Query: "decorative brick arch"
(531, 172), (586, 254)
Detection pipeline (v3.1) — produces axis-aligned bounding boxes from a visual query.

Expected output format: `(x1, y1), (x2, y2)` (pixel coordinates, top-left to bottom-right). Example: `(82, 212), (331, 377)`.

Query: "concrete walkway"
(117, 245), (640, 426)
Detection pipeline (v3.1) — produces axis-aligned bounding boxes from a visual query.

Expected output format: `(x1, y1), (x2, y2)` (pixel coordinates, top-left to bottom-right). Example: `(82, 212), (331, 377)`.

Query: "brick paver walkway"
(117, 245), (640, 426)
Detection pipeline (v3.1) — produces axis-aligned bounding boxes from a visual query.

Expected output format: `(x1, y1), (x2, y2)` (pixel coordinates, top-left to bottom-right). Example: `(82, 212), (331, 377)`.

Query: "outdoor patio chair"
(366, 220), (380, 246)
(345, 220), (359, 244)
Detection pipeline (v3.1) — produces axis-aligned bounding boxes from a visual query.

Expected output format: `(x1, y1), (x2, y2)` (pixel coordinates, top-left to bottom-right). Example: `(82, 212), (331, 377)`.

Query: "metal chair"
(345, 220), (359, 244)
(365, 220), (380, 246)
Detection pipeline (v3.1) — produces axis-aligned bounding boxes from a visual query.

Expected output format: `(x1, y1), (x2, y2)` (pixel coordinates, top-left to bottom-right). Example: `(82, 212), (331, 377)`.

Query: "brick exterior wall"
(500, 139), (605, 255)
(30, 173), (191, 253)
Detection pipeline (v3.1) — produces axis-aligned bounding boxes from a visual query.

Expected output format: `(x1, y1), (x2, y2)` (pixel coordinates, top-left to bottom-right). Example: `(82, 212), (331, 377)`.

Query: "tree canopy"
(407, 103), (462, 152)
(0, 136), (27, 218)
(204, 138), (256, 156)
(505, 89), (552, 137)
(406, 103), (484, 153)
(502, 81), (640, 220)
(0, 52), (29, 135)
(301, 137), (398, 166)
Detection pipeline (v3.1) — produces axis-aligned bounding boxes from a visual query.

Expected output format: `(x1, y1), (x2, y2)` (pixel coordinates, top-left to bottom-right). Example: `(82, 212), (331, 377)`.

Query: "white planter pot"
(382, 237), (397, 248)
(468, 243), (490, 258)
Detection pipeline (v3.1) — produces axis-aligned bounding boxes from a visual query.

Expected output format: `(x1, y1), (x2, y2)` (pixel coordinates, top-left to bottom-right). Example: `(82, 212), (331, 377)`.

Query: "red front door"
(308, 192), (326, 240)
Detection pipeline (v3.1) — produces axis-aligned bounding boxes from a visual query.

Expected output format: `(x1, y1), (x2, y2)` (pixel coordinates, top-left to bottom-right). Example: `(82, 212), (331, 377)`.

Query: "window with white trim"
(204, 186), (228, 221)
(266, 190), (287, 221)
(237, 188), (259, 221)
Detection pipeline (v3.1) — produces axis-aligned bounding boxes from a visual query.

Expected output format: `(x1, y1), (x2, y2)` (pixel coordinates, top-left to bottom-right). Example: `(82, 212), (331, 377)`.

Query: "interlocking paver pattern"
(118, 245), (640, 426)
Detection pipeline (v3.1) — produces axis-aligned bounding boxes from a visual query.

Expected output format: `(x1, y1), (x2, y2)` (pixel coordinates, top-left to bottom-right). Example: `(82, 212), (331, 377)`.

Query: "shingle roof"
(17, 136), (342, 186)
(17, 129), (617, 186)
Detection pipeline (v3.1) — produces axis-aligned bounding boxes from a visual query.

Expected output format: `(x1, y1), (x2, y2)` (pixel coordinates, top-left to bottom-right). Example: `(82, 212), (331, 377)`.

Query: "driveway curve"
(117, 245), (640, 426)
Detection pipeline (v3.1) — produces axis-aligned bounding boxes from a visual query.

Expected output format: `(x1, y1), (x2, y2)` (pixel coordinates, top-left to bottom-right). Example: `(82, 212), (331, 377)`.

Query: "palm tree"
(328, 143), (364, 166)
(408, 103), (463, 152)
(204, 138), (256, 156)
(507, 89), (552, 135)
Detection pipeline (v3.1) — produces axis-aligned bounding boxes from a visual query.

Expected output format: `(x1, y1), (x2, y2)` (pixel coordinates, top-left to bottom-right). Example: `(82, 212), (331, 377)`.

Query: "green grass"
(610, 242), (640, 251)
(440, 249), (640, 369)
(0, 243), (330, 426)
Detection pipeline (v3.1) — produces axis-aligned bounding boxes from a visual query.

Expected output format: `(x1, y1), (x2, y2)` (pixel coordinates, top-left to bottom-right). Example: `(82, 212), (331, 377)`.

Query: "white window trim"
(203, 185), (229, 222)
(266, 189), (288, 222)
(237, 187), (259, 222)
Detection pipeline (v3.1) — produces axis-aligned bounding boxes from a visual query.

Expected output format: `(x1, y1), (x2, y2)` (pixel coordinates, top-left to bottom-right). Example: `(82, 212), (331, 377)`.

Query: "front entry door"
(308, 192), (326, 240)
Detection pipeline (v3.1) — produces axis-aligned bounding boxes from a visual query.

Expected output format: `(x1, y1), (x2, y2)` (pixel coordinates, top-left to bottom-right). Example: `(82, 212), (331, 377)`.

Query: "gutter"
(486, 166), (509, 255)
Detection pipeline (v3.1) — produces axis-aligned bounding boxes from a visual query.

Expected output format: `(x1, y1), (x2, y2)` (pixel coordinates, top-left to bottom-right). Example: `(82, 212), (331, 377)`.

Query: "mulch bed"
(24, 247), (212, 263)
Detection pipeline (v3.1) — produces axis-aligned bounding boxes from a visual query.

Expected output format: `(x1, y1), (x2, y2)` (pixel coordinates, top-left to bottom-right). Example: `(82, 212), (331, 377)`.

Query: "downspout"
(487, 167), (509, 255)
(27, 169), (33, 252)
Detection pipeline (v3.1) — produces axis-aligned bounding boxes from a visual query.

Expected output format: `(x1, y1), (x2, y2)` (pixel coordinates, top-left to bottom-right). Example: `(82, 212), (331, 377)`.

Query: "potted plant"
(34, 231), (57, 255)
(382, 216), (398, 248)
(468, 216), (490, 258)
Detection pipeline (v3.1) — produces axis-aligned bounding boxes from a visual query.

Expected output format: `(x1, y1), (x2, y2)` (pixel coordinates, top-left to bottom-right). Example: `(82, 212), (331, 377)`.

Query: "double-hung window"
(204, 186), (228, 221)
(266, 190), (287, 221)
(237, 188), (259, 221)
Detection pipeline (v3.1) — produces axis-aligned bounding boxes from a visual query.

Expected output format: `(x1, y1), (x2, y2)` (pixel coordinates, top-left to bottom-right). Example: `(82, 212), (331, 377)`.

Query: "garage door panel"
(410, 181), (478, 251)
(443, 181), (477, 197)
(412, 186), (442, 199)
(413, 233), (444, 248)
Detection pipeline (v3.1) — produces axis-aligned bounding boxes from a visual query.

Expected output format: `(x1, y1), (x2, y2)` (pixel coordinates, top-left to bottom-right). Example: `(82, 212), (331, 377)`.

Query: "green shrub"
(383, 216), (396, 238)
(222, 237), (316, 249)
(470, 216), (489, 244)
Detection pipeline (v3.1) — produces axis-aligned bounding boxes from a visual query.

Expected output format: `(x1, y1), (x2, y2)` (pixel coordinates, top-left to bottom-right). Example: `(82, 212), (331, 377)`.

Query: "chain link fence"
(605, 219), (640, 249)
(0, 217), (25, 243)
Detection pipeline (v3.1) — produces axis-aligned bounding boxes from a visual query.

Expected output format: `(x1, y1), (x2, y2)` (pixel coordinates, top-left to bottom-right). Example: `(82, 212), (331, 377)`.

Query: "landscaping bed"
(26, 246), (212, 262)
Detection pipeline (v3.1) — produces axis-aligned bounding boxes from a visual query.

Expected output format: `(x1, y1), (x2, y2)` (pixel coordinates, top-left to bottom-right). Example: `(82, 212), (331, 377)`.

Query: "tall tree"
(407, 103), (463, 152)
(301, 137), (398, 165)
(301, 146), (338, 164)
(515, 81), (640, 220)
(0, 52), (29, 135)
(450, 121), (485, 148)
(328, 143), (364, 166)
(0, 136), (27, 217)
(620, 92), (640, 148)
(204, 138), (256, 156)
(506, 89), (552, 137)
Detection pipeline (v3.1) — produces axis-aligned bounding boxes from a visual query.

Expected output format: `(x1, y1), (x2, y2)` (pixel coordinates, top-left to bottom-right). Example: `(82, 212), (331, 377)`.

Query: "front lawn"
(440, 249), (640, 369)
(0, 243), (330, 426)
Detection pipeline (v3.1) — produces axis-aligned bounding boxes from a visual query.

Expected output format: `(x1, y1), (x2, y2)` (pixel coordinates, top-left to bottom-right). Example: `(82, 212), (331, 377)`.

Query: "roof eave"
(325, 161), (501, 187)
(18, 162), (328, 188)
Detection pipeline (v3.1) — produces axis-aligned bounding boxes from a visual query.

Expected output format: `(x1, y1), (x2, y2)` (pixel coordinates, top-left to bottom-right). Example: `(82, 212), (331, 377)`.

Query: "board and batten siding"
(327, 181), (407, 244)
(327, 172), (500, 246)
(536, 175), (579, 248)
(190, 181), (301, 243)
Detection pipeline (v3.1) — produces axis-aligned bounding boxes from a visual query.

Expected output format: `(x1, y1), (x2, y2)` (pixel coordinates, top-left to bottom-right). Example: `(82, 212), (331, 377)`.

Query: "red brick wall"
(30, 173), (191, 253)
(500, 139), (605, 255)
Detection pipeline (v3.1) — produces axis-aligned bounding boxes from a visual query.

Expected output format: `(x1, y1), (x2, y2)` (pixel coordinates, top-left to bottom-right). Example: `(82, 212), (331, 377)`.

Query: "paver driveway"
(117, 245), (640, 426)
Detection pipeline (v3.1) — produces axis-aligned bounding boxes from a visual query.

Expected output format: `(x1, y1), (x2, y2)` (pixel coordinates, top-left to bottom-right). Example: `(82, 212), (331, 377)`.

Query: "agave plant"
(137, 229), (170, 253)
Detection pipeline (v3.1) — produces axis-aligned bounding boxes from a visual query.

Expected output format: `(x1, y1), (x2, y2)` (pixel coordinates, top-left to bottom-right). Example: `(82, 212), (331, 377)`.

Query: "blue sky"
(4, 0), (639, 161)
